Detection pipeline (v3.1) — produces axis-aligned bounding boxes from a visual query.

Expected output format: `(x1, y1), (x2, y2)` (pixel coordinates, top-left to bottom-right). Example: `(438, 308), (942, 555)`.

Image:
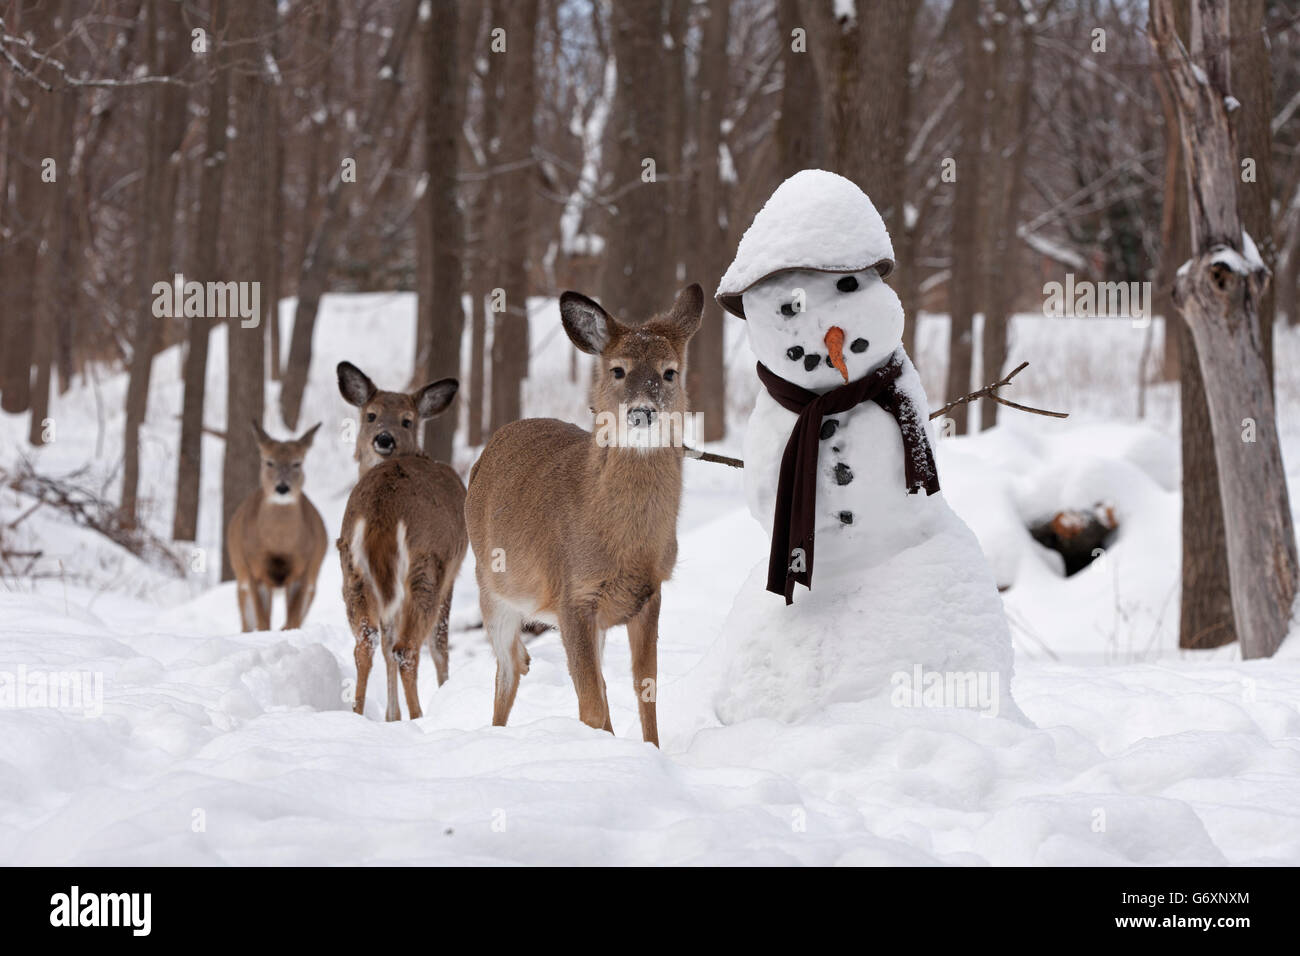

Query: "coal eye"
(612, 367), (625, 379)
(664, 369), (677, 382)
(836, 276), (859, 293)
(780, 303), (797, 317)
(366, 412), (376, 422)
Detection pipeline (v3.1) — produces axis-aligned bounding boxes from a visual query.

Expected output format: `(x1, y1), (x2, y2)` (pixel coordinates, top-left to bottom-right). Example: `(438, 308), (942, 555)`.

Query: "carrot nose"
(824, 326), (848, 382)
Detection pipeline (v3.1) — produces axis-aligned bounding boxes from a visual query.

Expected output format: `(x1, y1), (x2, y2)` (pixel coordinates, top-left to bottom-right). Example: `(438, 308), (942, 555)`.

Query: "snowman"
(705, 170), (1022, 724)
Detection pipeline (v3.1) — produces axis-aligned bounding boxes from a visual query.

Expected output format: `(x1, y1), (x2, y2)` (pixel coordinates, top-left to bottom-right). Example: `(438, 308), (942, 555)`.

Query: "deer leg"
(380, 624), (401, 722)
(559, 606), (611, 734)
(627, 589), (661, 747)
(352, 625), (376, 716)
(251, 581), (273, 631)
(396, 594), (439, 720)
(429, 583), (453, 687)
(483, 593), (526, 726)
(236, 578), (257, 632)
(395, 639), (422, 720)
(283, 579), (307, 630)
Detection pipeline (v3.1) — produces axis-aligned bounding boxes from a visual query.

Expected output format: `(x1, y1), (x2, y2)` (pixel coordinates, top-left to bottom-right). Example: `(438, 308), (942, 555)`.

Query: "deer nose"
(275, 482), (290, 495)
(627, 406), (657, 428)
(373, 432), (395, 454)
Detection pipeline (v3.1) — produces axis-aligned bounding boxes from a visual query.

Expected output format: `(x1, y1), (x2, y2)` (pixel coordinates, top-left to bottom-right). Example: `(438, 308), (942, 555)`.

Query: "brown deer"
(336, 361), (467, 721)
(227, 421), (327, 631)
(465, 283), (704, 746)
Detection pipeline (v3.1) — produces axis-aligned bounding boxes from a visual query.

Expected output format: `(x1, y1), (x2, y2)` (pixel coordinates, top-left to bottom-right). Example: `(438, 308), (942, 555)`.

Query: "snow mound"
(697, 519), (1023, 726)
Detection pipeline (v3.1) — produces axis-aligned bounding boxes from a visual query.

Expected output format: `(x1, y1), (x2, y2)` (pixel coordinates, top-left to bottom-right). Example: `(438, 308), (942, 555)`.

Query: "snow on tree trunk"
(1151, 0), (1298, 658)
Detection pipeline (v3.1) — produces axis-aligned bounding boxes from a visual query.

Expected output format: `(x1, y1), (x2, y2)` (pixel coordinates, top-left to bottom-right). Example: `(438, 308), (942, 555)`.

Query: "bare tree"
(1151, 0), (1297, 658)
(943, 0), (987, 435)
(776, 0), (823, 179)
(416, 0), (465, 462)
(465, 0), (501, 447)
(278, 0), (423, 430)
(174, 0), (228, 542)
(687, 0), (731, 442)
(0, 0), (52, 415)
(1230, 0), (1275, 387)
(221, 0), (276, 581)
(599, 0), (673, 318)
(121, 0), (189, 525)
(487, 0), (538, 434)
(27, 2), (76, 445)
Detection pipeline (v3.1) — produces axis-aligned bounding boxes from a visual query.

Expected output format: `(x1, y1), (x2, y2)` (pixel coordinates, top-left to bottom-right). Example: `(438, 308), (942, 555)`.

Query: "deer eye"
(264, 460), (274, 467)
(780, 302), (797, 317)
(612, 367), (625, 379)
(402, 419), (412, 429)
(664, 369), (677, 382)
(366, 412), (376, 422)
(293, 462), (302, 469)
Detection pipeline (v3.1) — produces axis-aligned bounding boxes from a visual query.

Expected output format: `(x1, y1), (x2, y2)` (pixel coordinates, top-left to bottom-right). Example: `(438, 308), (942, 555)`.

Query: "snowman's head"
(740, 268), (904, 392)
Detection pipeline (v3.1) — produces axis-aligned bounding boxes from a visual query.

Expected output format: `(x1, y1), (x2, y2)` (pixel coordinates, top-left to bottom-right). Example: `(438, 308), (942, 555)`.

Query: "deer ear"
(668, 283), (704, 341)
(337, 361), (376, 407)
(297, 422), (322, 447)
(560, 291), (615, 355)
(415, 379), (458, 419)
(250, 419), (271, 446)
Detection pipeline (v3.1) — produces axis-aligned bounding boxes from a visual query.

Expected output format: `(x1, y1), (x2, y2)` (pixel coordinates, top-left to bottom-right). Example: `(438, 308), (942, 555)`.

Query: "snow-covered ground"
(2, 295), (1299, 865)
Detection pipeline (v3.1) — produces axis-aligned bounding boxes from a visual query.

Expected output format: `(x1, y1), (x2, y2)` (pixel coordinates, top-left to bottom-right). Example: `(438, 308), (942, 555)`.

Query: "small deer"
(465, 283), (704, 746)
(336, 361), (467, 721)
(227, 421), (327, 631)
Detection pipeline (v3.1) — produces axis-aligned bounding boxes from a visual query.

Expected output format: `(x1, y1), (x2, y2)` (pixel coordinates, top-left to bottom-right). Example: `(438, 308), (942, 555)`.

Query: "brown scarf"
(756, 350), (940, 604)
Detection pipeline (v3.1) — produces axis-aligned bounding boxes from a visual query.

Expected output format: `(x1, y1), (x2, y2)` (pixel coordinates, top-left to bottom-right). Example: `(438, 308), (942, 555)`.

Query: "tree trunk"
(1152, 0), (1298, 658)
(1154, 66), (1189, 382)
(1230, 0), (1274, 390)
(221, 0), (276, 581)
(278, 0), (424, 429)
(29, 59), (76, 447)
(174, 0), (229, 542)
(687, 0), (731, 443)
(488, 0), (538, 433)
(1177, 318), (1236, 648)
(417, 0), (465, 463)
(777, 0), (823, 179)
(943, 0), (986, 435)
(466, 0), (500, 447)
(0, 0), (51, 415)
(599, 0), (673, 318)
(980, 0), (1035, 428)
(121, 0), (189, 525)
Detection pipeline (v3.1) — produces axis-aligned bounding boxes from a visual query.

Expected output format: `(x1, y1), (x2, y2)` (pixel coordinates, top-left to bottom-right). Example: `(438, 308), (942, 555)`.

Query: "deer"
(227, 421), (327, 632)
(336, 361), (467, 721)
(464, 283), (705, 747)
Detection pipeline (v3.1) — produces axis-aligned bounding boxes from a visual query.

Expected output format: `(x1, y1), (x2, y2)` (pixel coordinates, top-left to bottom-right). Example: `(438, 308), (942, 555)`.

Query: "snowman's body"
(743, 351), (949, 564)
(705, 170), (1021, 725)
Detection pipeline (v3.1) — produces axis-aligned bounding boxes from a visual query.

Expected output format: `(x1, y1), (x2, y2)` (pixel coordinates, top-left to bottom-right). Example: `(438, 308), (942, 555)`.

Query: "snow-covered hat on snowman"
(714, 168), (895, 320)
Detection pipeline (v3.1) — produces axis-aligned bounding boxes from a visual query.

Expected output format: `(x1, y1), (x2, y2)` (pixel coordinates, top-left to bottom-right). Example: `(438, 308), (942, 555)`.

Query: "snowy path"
(2, 505), (1298, 865)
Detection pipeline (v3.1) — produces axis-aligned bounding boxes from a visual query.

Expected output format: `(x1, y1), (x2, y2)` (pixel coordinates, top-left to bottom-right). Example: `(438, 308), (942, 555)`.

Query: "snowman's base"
(707, 521), (1024, 726)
